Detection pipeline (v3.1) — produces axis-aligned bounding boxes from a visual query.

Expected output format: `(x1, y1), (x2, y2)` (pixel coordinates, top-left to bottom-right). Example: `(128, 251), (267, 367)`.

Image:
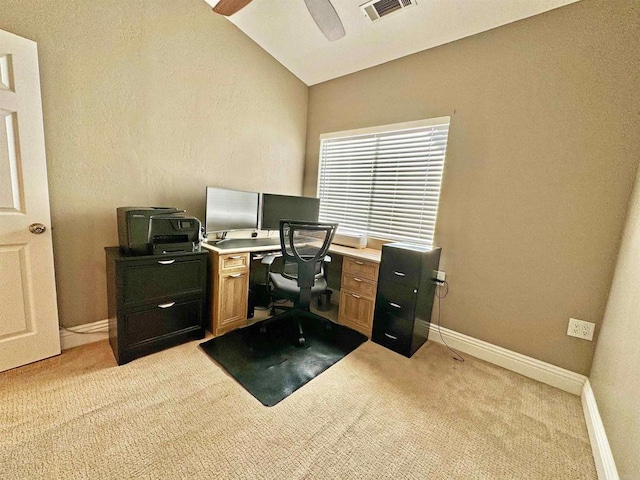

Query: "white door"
(0, 29), (60, 372)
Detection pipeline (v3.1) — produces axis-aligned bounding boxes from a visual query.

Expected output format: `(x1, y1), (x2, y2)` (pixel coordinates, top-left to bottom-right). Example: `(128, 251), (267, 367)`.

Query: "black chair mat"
(200, 316), (367, 407)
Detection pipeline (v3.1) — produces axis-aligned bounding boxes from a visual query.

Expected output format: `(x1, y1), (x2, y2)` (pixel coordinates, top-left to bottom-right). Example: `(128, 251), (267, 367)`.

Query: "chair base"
(259, 307), (333, 346)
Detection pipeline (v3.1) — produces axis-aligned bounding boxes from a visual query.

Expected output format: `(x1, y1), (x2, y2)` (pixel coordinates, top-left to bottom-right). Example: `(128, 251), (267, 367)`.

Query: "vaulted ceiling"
(206, 0), (581, 86)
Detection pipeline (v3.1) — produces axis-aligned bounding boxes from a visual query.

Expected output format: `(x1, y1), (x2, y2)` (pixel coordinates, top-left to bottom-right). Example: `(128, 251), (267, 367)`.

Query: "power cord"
(434, 279), (464, 362)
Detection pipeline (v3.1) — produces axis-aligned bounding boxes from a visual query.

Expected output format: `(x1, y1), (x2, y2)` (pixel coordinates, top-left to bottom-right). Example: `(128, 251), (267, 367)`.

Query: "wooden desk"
(333, 246), (380, 336)
(202, 241), (381, 337)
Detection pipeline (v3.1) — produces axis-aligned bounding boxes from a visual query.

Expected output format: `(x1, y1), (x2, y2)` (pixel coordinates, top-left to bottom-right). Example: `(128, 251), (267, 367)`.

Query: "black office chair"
(260, 220), (338, 346)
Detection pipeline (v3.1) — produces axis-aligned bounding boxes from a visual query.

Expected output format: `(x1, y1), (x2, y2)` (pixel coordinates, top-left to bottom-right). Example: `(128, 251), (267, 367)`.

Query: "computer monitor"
(205, 187), (259, 234)
(260, 193), (320, 230)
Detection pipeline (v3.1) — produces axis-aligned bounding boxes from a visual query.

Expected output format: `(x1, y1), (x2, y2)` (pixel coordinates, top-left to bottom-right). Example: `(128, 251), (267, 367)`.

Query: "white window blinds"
(317, 117), (450, 246)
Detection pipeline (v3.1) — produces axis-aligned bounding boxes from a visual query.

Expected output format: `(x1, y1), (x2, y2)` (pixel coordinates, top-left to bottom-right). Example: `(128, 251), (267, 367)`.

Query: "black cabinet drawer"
(376, 280), (417, 321)
(379, 245), (424, 286)
(120, 255), (206, 306)
(371, 307), (412, 355)
(122, 298), (202, 347)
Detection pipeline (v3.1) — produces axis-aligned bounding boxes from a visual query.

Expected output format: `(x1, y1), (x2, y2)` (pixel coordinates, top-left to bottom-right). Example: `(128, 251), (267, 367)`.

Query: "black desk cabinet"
(105, 247), (207, 365)
(372, 243), (441, 358)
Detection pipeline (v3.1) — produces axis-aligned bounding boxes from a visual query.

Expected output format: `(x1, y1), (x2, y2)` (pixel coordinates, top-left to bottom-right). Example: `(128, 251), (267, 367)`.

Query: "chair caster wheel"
(298, 337), (305, 346)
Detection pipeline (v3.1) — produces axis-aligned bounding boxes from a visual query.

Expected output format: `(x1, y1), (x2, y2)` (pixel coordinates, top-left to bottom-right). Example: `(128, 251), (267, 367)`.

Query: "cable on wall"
(435, 280), (464, 362)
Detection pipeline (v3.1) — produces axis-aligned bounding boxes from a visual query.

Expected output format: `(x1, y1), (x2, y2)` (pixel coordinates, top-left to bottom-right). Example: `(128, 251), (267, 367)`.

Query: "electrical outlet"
(567, 318), (595, 341)
(435, 270), (446, 282)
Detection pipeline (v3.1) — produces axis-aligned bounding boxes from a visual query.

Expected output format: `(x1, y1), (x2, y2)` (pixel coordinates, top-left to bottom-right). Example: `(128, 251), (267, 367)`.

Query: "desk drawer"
(219, 252), (250, 272)
(343, 256), (379, 282)
(341, 273), (377, 298)
(121, 255), (206, 306)
(339, 290), (375, 330)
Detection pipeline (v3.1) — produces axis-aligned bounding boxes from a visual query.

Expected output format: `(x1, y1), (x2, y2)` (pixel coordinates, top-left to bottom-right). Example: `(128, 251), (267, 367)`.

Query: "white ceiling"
(206, 0), (580, 86)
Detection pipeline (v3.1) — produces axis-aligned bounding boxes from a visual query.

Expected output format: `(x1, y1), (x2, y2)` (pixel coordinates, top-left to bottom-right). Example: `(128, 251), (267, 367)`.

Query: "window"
(317, 117), (450, 246)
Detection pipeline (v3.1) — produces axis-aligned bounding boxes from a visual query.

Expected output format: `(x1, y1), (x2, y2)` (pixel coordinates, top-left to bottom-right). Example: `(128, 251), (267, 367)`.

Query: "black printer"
(117, 207), (202, 255)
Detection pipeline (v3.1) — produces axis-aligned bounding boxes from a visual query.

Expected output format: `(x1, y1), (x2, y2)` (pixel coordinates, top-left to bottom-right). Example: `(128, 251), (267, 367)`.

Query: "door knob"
(29, 223), (47, 234)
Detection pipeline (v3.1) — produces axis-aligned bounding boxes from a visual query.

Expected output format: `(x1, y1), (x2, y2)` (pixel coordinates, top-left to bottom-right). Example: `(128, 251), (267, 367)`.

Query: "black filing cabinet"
(372, 243), (441, 357)
(105, 247), (207, 365)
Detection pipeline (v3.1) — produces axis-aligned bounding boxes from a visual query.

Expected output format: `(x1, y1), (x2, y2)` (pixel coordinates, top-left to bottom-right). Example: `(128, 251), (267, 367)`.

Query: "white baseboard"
(582, 380), (620, 480)
(59, 319), (109, 350)
(427, 323), (587, 395)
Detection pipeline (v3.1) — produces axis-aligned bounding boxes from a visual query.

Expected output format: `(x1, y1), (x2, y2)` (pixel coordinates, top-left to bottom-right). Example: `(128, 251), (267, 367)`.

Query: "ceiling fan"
(212, 0), (346, 41)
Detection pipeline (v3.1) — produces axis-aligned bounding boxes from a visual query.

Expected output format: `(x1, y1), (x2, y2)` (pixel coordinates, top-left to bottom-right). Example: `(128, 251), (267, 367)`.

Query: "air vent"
(359, 0), (417, 22)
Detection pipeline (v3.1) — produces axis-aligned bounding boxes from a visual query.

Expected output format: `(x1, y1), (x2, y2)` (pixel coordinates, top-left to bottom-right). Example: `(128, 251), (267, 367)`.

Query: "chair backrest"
(279, 220), (338, 289)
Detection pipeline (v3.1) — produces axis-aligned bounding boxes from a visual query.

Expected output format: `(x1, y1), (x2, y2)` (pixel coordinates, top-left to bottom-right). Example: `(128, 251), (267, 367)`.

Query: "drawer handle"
(158, 259), (176, 265)
(393, 271), (406, 277)
(229, 255), (243, 259)
(353, 277), (363, 282)
(158, 302), (175, 309)
(229, 273), (245, 278)
(351, 293), (361, 299)
(389, 302), (402, 309)
(384, 333), (398, 340)
(355, 260), (364, 265)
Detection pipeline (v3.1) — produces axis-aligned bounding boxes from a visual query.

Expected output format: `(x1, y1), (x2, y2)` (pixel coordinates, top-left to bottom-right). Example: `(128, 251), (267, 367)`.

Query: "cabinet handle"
(229, 273), (245, 278)
(229, 255), (243, 259)
(384, 333), (398, 340)
(351, 293), (361, 299)
(158, 259), (176, 265)
(393, 271), (406, 277)
(353, 277), (363, 282)
(158, 302), (175, 309)
(389, 302), (402, 309)
(355, 260), (364, 265)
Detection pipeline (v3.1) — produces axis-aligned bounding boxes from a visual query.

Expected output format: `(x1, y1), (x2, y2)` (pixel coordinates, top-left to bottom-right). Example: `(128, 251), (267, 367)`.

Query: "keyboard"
(210, 237), (280, 249)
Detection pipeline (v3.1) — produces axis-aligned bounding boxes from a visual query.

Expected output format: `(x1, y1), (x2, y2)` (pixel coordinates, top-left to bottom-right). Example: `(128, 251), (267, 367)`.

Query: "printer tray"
(152, 242), (200, 255)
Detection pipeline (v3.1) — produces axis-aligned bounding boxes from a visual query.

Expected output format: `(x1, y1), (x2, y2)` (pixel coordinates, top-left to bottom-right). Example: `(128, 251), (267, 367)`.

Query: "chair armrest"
(261, 254), (278, 266)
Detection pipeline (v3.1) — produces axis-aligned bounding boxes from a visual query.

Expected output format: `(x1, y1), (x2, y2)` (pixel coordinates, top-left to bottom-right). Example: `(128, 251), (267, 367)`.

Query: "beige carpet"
(0, 338), (596, 479)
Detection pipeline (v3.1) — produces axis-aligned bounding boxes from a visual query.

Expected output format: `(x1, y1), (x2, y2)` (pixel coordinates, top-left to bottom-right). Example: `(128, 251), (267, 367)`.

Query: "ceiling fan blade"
(212, 0), (253, 16)
(303, 0), (346, 41)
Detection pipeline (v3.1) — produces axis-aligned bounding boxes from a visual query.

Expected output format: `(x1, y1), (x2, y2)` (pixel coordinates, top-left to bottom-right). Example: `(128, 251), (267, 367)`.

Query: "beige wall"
(0, 0), (309, 327)
(304, 0), (640, 375)
(590, 167), (640, 479)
